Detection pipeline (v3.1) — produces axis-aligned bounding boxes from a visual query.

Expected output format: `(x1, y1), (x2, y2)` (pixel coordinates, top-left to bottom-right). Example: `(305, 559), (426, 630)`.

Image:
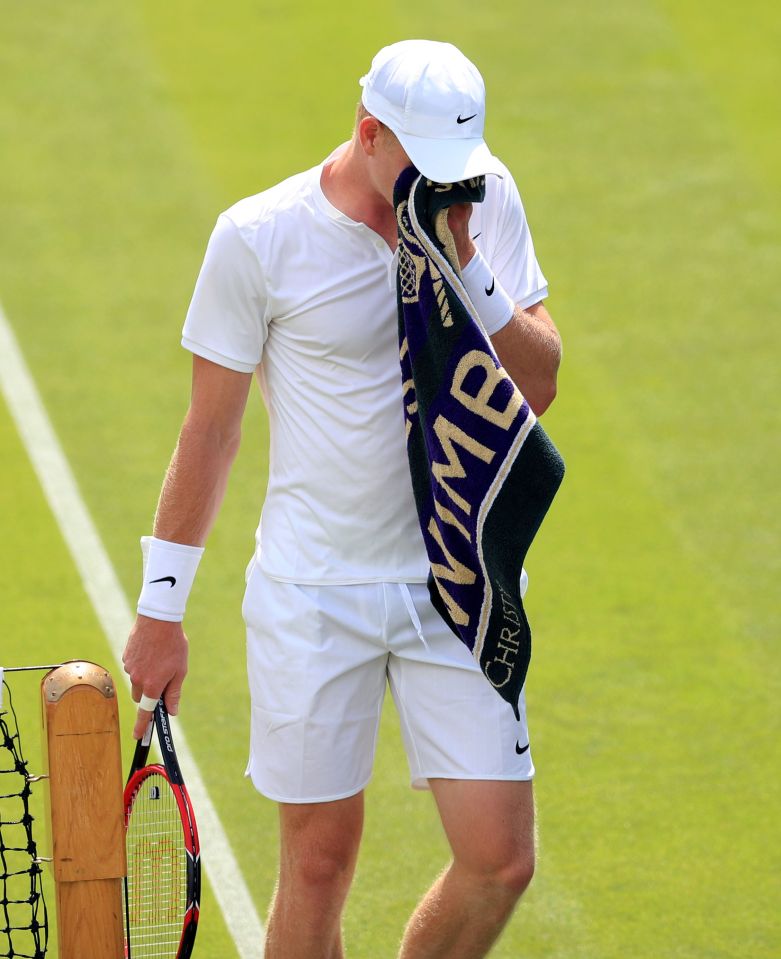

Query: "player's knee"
(493, 847), (535, 899)
(459, 844), (535, 901)
(279, 794), (363, 904)
(288, 841), (358, 896)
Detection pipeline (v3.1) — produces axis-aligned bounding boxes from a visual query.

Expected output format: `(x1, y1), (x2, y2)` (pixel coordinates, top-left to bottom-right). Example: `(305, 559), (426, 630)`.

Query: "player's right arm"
(123, 355), (253, 738)
(124, 211), (268, 737)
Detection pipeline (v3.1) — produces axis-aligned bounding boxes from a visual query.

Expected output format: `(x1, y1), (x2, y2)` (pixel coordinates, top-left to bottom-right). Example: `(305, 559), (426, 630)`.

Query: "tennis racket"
(124, 698), (201, 958)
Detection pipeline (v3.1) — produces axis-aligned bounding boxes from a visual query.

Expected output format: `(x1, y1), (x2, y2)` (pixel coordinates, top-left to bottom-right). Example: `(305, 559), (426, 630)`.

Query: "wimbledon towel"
(394, 167), (565, 718)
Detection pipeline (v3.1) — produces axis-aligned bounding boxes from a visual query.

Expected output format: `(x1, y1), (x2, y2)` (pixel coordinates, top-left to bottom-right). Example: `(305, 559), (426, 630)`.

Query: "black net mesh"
(0, 681), (48, 958)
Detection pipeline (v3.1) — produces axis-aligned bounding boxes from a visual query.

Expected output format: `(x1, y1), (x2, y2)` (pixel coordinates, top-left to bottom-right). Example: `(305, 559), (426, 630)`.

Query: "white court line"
(0, 303), (265, 958)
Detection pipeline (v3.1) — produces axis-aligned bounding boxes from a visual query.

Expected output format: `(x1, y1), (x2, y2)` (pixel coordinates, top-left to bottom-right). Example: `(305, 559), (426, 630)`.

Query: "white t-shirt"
(182, 154), (548, 584)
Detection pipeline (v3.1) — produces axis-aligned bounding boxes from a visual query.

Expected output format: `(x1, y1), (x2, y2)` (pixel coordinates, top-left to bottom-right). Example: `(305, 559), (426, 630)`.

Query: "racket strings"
(125, 770), (188, 957)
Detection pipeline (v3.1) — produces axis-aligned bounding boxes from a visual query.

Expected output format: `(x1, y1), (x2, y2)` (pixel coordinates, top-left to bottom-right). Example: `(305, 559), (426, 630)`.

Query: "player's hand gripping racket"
(124, 698), (201, 958)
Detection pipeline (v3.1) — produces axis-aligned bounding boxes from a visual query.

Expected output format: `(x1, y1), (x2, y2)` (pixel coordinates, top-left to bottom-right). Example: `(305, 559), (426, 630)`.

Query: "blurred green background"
(1, 1), (779, 956)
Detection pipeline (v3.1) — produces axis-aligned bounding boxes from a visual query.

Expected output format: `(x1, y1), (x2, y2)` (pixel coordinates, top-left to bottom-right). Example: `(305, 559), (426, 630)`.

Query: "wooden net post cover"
(41, 661), (126, 959)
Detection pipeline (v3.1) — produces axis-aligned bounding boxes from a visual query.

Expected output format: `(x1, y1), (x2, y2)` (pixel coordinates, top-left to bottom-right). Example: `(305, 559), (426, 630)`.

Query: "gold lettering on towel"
(432, 416), (494, 515)
(499, 587), (522, 627)
(433, 579), (469, 627)
(427, 517), (476, 587)
(451, 351), (522, 430)
(483, 586), (526, 690)
(434, 498), (471, 544)
(485, 660), (511, 689)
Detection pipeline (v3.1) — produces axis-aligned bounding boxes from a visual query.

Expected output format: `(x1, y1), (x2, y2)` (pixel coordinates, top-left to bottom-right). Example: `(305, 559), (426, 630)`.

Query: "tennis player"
(123, 39), (561, 959)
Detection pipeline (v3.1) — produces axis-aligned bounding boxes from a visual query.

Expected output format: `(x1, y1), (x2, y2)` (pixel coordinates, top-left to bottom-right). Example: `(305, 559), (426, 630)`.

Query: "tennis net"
(0, 673), (49, 959)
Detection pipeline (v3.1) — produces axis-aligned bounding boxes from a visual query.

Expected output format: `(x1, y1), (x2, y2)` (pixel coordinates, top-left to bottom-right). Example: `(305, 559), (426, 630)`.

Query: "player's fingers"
(163, 675), (185, 717)
(132, 690), (160, 740)
(447, 201), (473, 225)
(133, 707), (154, 741)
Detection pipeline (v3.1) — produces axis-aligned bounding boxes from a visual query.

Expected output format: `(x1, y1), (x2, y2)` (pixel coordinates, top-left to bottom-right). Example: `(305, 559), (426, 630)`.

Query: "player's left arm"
(490, 301), (561, 416)
(448, 190), (561, 416)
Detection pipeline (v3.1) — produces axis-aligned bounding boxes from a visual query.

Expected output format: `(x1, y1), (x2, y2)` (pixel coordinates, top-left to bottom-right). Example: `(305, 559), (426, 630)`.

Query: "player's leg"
(386, 582), (536, 958)
(265, 792), (364, 959)
(243, 568), (389, 957)
(398, 779), (534, 959)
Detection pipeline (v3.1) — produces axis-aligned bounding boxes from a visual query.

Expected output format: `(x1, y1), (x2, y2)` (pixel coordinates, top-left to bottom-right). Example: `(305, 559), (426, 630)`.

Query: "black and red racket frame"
(124, 698), (201, 959)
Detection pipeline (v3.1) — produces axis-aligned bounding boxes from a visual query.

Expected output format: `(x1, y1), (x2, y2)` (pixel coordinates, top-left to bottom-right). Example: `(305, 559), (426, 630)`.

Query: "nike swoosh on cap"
(456, 113), (477, 124)
(150, 575), (177, 587)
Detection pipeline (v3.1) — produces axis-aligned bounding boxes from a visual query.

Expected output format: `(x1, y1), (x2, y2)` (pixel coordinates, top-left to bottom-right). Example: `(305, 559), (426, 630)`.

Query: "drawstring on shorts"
(398, 583), (430, 650)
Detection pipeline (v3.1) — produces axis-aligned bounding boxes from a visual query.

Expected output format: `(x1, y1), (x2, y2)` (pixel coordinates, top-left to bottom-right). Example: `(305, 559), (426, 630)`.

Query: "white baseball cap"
(359, 39), (503, 184)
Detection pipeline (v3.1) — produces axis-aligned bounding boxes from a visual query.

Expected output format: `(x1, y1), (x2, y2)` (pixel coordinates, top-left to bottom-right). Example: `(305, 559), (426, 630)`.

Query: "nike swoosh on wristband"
(485, 277), (495, 296)
(150, 575), (177, 587)
(456, 113), (477, 124)
(515, 741), (530, 755)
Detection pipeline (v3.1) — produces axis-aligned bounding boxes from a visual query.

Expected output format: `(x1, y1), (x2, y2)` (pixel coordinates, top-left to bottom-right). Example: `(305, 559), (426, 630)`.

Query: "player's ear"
(358, 115), (383, 157)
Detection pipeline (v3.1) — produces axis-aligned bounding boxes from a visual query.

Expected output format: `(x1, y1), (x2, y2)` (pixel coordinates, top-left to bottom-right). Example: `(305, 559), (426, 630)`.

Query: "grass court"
(1, 2), (779, 956)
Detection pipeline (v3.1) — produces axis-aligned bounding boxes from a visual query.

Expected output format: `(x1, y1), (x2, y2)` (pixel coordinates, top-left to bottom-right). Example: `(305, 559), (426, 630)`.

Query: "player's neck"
(321, 141), (398, 249)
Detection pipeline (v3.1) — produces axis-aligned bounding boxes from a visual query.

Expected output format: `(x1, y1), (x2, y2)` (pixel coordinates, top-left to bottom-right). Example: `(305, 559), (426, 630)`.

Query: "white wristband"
(460, 249), (515, 335)
(137, 536), (204, 623)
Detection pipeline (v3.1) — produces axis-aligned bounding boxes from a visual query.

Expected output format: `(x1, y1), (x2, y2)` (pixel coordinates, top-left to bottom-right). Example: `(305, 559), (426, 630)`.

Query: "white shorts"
(242, 563), (534, 804)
